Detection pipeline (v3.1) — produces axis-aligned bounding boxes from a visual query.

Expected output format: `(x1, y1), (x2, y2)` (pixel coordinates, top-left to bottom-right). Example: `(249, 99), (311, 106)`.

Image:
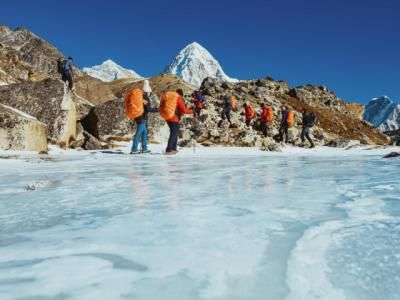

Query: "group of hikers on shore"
(125, 80), (318, 155)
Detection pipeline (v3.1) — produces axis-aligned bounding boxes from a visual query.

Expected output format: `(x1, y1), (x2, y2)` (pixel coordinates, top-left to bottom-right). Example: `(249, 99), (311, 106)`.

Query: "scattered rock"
(383, 152), (400, 158)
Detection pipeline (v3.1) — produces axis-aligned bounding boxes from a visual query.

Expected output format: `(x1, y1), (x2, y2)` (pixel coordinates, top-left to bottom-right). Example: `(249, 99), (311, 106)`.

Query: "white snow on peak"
(164, 42), (237, 87)
(363, 96), (400, 131)
(83, 59), (142, 82)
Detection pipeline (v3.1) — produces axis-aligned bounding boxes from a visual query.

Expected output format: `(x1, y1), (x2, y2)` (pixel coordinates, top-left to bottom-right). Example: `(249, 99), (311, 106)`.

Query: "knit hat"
(143, 80), (152, 93)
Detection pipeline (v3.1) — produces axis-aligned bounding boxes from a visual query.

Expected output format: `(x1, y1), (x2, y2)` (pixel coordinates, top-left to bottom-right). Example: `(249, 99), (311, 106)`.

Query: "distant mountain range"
(364, 96), (400, 132)
(83, 59), (142, 82)
(83, 42), (236, 87)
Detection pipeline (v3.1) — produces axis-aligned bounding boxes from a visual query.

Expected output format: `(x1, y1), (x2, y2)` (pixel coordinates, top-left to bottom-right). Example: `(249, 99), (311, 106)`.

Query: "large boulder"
(0, 103), (47, 151)
(0, 79), (77, 147)
(95, 98), (130, 138)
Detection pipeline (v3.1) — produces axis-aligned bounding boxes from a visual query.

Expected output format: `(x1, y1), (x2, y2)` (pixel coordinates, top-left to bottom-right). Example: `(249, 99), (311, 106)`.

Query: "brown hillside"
(286, 96), (388, 145)
(107, 74), (196, 99)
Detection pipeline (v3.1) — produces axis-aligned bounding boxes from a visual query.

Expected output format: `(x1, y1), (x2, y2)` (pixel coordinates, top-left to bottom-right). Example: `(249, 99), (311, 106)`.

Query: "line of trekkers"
(125, 80), (318, 155)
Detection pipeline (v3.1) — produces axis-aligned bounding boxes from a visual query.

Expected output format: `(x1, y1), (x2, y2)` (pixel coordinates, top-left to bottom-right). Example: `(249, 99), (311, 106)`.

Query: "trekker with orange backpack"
(159, 89), (193, 155)
(244, 103), (256, 127)
(125, 80), (158, 154)
(259, 103), (274, 137)
(279, 105), (295, 143)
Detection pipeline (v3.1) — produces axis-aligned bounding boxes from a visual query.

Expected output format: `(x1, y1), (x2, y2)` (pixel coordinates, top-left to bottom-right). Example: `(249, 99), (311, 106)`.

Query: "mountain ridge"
(364, 96), (400, 131)
(83, 59), (142, 82)
(164, 42), (237, 87)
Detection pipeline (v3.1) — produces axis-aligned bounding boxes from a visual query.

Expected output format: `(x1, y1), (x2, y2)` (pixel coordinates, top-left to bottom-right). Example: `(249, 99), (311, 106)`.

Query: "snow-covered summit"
(83, 59), (142, 82)
(363, 96), (400, 131)
(164, 42), (237, 87)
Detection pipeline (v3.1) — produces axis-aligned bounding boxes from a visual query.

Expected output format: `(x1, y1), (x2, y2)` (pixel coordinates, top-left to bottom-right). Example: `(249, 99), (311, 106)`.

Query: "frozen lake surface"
(0, 148), (400, 300)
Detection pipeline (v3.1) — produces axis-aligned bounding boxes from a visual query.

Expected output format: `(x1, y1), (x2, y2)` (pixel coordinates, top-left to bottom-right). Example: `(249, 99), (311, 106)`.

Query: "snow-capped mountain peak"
(164, 42), (237, 87)
(363, 96), (400, 131)
(83, 59), (142, 82)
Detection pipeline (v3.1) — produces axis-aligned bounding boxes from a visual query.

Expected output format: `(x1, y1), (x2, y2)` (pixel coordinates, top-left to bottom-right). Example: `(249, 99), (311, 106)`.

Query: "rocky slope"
(0, 24), (390, 151)
(164, 42), (236, 87)
(83, 59), (142, 82)
(364, 96), (400, 131)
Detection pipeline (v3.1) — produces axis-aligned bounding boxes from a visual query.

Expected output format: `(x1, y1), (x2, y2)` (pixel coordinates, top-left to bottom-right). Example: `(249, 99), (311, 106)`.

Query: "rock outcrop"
(0, 103), (47, 151)
(0, 79), (76, 147)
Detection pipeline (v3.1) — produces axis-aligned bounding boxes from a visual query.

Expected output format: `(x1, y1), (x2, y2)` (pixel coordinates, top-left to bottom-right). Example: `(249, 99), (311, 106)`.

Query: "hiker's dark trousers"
(166, 122), (180, 152)
(221, 108), (231, 123)
(62, 71), (73, 89)
(301, 126), (314, 146)
(279, 124), (289, 143)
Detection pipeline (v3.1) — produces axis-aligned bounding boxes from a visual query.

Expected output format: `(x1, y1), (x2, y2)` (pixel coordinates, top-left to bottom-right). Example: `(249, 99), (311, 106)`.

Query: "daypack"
(246, 105), (256, 119)
(197, 93), (206, 104)
(230, 96), (236, 110)
(125, 89), (145, 120)
(307, 113), (317, 127)
(160, 91), (180, 120)
(57, 59), (65, 74)
(286, 110), (295, 127)
(266, 106), (274, 122)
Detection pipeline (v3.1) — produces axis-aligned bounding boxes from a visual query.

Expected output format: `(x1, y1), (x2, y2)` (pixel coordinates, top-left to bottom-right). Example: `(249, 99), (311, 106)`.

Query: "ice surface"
(0, 149), (399, 300)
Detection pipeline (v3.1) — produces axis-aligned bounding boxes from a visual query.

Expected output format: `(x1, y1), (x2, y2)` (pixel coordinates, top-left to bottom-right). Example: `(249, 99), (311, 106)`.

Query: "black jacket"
(135, 94), (158, 123)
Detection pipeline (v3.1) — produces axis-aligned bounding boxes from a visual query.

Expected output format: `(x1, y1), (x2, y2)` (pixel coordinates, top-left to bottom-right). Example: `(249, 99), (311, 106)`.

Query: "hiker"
(279, 105), (289, 143)
(279, 106), (295, 143)
(220, 95), (232, 126)
(191, 91), (205, 119)
(125, 80), (158, 154)
(244, 103), (256, 127)
(159, 89), (193, 155)
(57, 57), (74, 90)
(301, 109), (317, 148)
(259, 103), (274, 137)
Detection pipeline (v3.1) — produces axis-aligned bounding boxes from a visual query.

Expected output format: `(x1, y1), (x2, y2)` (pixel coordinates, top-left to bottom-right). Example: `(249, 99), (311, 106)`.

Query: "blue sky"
(1, 0), (399, 103)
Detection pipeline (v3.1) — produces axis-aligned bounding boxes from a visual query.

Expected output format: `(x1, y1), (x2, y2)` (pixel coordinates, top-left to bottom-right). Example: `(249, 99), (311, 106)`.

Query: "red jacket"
(191, 97), (203, 109)
(245, 105), (256, 121)
(167, 96), (194, 123)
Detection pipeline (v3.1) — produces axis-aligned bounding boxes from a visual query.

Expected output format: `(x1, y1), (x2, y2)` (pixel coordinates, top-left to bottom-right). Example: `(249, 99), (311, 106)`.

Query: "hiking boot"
(130, 151), (140, 155)
(141, 150), (151, 154)
(310, 144), (315, 149)
(165, 150), (177, 155)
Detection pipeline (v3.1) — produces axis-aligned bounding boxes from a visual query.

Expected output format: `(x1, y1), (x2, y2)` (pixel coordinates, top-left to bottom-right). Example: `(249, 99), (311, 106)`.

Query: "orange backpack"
(230, 96), (236, 110)
(125, 89), (144, 120)
(266, 106), (274, 123)
(287, 110), (295, 127)
(160, 91), (180, 120)
(249, 105), (256, 119)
